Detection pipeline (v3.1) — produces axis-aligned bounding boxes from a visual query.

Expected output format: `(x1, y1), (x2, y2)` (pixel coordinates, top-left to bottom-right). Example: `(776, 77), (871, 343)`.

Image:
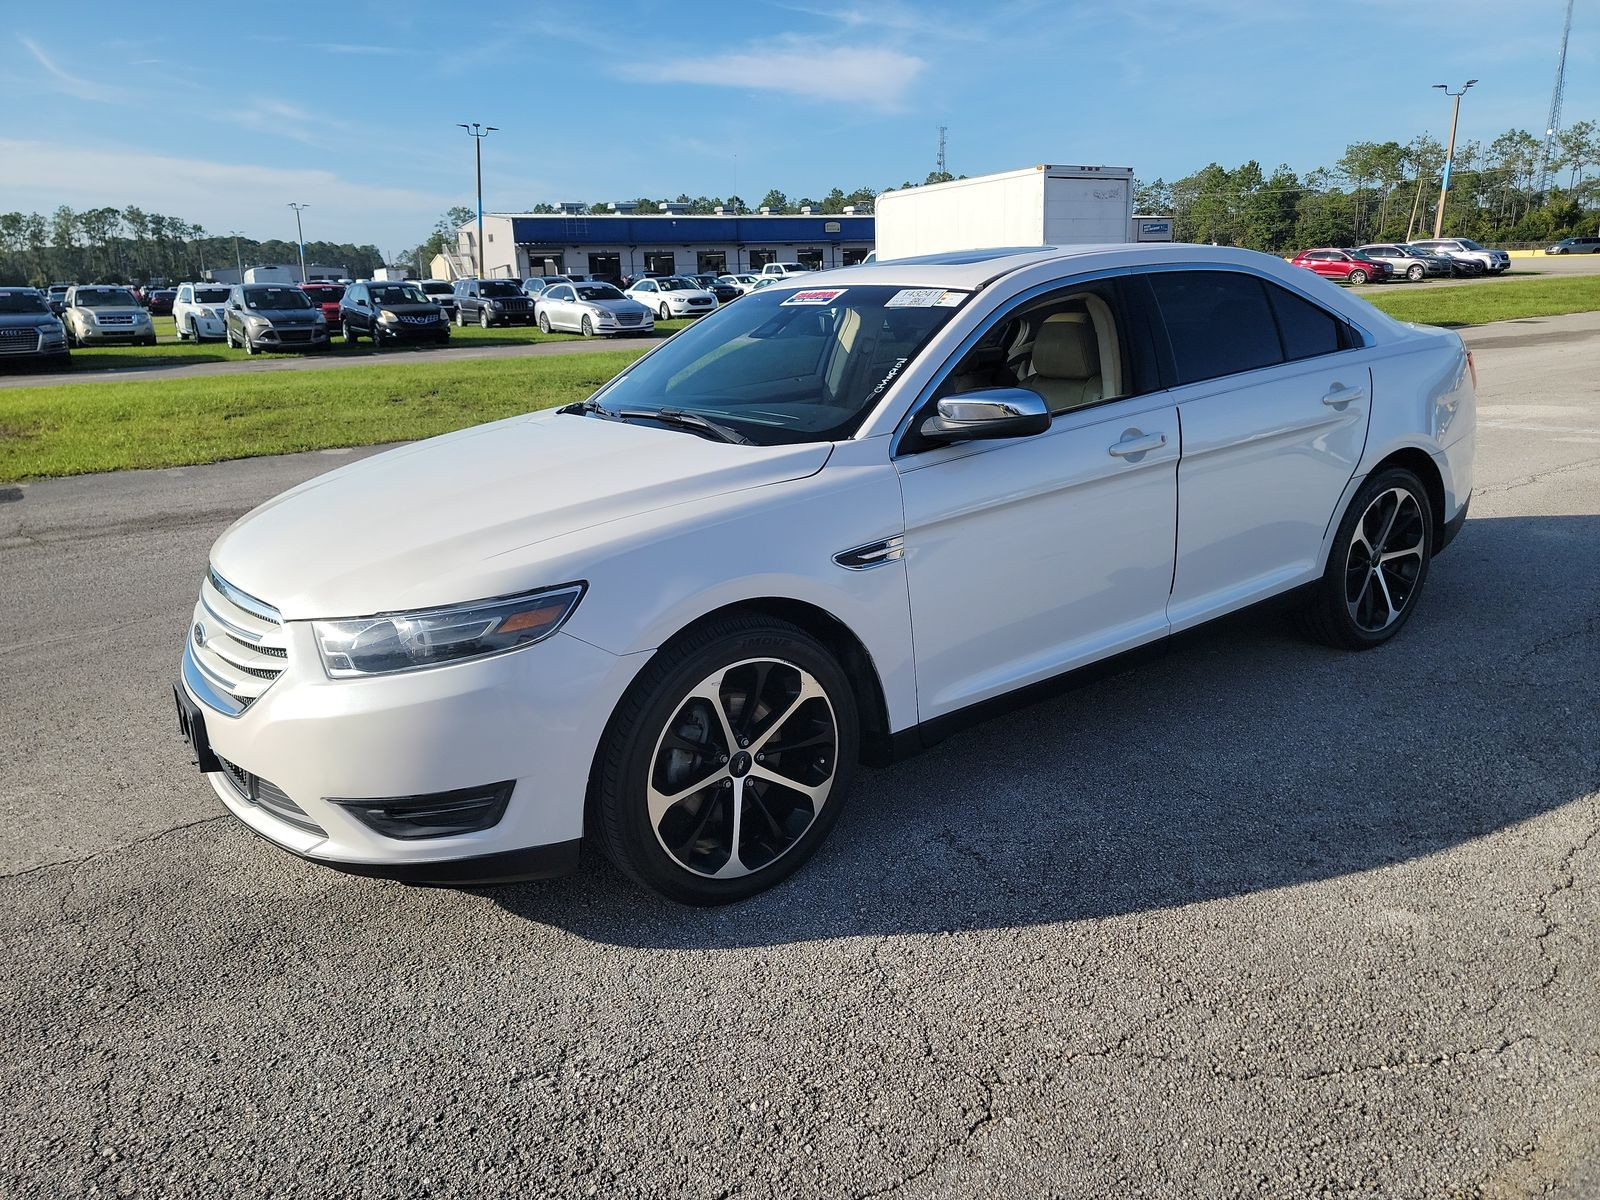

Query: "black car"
(451, 277), (534, 327)
(340, 281), (451, 349)
(690, 273), (741, 304)
(0, 287), (70, 367)
(223, 284), (330, 354)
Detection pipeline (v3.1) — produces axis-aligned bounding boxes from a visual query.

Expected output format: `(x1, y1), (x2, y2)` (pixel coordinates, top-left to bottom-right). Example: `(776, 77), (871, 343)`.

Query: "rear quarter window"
(1264, 282), (1347, 361)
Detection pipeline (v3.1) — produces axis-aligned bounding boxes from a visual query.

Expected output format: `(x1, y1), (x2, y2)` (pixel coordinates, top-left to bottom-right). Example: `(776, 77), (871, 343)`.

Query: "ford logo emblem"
(193, 622), (206, 647)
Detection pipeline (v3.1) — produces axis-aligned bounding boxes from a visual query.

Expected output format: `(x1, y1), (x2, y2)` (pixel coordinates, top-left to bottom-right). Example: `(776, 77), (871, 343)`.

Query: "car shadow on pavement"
(480, 513), (1600, 947)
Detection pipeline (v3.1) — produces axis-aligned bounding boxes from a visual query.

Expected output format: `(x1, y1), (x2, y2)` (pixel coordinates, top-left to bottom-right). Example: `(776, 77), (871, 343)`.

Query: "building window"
(696, 251), (727, 274)
(644, 251), (676, 275)
(797, 248), (825, 270)
(588, 252), (621, 283)
(748, 249), (775, 270)
(842, 248), (870, 266)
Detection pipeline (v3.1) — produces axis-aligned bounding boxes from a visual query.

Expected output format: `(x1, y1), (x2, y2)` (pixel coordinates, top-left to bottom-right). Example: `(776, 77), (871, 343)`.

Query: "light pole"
(1431, 80), (1476, 239)
(287, 202), (310, 282)
(458, 123), (497, 277)
(226, 230), (244, 283)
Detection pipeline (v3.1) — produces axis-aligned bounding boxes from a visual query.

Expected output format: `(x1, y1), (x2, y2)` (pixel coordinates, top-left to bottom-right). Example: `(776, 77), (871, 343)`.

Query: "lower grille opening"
(215, 756), (326, 837)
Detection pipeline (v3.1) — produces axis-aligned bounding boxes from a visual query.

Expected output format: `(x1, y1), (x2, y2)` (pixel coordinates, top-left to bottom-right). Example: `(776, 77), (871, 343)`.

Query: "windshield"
(302, 285), (344, 302)
(659, 278), (697, 291)
(585, 284), (965, 445)
(0, 292), (48, 314)
(1457, 239), (1488, 251)
(576, 284), (625, 301)
(196, 287), (231, 303)
(244, 287), (312, 310)
(372, 284), (428, 305)
(480, 281), (523, 298)
(76, 288), (138, 308)
(419, 282), (452, 295)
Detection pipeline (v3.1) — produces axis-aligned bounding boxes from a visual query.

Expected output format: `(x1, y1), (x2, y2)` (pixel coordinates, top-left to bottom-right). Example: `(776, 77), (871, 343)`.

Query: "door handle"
(1108, 431), (1166, 458)
(1322, 384), (1366, 407)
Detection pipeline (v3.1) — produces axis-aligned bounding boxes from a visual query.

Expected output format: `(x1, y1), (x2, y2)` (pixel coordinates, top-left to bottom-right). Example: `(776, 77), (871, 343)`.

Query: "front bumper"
(249, 326), (329, 349)
(76, 324), (154, 343)
(373, 320), (452, 343)
(187, 313), (228, 340)
(179, 625), (647, 878)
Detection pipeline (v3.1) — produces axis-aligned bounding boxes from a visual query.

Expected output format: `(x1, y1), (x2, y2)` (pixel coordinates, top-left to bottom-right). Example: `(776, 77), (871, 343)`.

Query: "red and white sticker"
(781, 288), (848, 306)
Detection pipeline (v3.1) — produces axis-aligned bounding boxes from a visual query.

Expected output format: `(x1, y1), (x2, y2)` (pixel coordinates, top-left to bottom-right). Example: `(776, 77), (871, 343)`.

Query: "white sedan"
(535, 281), (655, 337)
(624, 276), (718, 320)
(176, 245), (1474, 904)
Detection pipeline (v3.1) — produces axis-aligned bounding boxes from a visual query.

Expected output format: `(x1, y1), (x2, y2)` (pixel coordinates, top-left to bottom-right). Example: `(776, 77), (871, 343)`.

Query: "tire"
(581, 314), (594, 338)
(659, 303), (671, 321)
(244, 335), (257, 355)
(455, 308), (465, 328)
(479, 307), (492, 329)
(1296, 468), (1433, 651)
(593, 614), (859, 905)
(370, 327), (383, 352)
(1407, 264), (1424, 281)
(342, 318), (358, 343)
(225, 327), (236, 349)
(538, 311), (551, 334)
(1348, 269), (1368, 285)
(141, 336), (157, 347)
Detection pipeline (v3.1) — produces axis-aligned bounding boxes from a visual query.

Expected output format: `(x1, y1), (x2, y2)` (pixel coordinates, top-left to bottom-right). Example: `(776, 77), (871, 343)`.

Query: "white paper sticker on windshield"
(886, 288), (968, 308)
(781, 288), (847, 306)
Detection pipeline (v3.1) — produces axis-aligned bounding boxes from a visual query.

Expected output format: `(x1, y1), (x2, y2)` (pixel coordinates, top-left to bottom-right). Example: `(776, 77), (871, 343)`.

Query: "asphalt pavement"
(1, 313), (1597, 1197)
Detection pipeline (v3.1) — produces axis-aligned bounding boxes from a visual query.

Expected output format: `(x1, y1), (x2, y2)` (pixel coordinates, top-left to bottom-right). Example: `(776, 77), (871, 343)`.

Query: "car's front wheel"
(479, 308), (492, 329)
(1348, 268), (1369, 285)
(581, 314), (594, 338)
(538, 311), (551, 333)
(342, 318), (358, 343)
(1407, 264), (1424, 281)
(593, 615), (858, 905)
(659, 303), (671, 321)
(1297, 468), (1433, 650)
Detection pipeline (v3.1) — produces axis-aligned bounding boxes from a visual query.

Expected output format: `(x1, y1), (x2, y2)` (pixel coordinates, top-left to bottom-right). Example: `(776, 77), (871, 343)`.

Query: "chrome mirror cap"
(920, 388), (1051, 443)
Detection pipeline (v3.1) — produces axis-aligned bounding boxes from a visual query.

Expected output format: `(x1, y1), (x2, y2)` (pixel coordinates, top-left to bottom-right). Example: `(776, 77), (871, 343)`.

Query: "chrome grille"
(187, 569), (288, 716)
(0, 329), (41, 354)
(617, 313), (642, 325)
(97, 313), (135, 325)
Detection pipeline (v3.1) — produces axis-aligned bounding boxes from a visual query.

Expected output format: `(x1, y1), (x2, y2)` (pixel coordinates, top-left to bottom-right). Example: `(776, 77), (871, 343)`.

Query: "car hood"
(210, 411), (833, 619)
(246, 308), (320, 321)
(0, 312), (52, 328)
(585, 298), (650, 315)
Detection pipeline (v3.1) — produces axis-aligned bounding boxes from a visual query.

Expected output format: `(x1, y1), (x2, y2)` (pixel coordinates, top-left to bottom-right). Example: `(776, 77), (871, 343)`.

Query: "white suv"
(1409, 238), (1510, 275)
(759, 262), (813, 279)
(173, 283), (234, 342)
(176, 245), (1475, 903)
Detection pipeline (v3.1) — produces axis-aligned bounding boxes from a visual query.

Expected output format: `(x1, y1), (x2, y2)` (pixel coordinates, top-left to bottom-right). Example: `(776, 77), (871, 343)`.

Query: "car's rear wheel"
(1407, 264), (1424, 281)
(1297, 468), (1433, 650)
(538, 311), (551, 333)
(593, 615), (858, 905)
(1348, 269), (1369, 285)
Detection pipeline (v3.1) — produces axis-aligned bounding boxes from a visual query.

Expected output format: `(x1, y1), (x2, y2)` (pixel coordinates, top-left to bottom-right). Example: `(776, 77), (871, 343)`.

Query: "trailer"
(243, 266), (295, 284)
(873, 164), (1137, 260)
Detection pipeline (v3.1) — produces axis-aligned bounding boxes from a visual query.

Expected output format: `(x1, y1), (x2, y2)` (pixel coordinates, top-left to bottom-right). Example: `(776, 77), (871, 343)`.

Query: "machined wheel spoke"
(1380, 537), (1425, 563)
(684, 672), (739, 756)
(750, 763), (830, 806)
(712, 778), (748, 878)
(648, 769), (729, 826)
(748, 678), (827, 754)
(1371, 567), (1398, 626)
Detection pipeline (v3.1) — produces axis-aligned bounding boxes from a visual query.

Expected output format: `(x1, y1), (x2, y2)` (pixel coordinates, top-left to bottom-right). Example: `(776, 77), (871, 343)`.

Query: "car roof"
(821, 243), (1333, 289)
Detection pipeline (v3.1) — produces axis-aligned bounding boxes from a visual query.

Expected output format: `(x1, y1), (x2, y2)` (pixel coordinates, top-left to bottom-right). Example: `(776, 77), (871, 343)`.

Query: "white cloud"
(0, 139), (454, 250)
(623, 39), (926, 111)
(18, 37), (126, 103)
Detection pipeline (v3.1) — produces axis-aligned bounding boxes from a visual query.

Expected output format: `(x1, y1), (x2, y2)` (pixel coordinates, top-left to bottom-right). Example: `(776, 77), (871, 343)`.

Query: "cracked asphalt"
(1, 312), (1598, 1198)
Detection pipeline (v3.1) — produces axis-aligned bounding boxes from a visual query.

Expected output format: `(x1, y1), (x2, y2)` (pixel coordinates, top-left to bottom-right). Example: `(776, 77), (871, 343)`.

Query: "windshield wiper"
(613, 406), (750, 445)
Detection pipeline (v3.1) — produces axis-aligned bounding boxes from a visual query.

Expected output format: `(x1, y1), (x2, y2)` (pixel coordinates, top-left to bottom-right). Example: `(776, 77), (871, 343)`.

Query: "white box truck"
(873, 164), (1136, 261)
(372, 267), (411, 282)
(243, 265), (296, 284)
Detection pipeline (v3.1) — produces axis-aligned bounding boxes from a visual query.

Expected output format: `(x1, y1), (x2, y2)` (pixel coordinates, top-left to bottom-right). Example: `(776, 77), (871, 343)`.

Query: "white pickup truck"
(758, 262), (813, 280)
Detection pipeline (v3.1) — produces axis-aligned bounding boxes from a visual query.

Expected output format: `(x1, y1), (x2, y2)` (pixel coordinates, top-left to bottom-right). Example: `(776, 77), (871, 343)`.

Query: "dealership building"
(440, 209), (876, 282)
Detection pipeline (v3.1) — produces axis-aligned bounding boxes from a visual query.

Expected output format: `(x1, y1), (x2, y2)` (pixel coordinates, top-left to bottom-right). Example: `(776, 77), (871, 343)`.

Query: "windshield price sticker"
(781, 288), (848, 306)
(886, 288), (968, 308)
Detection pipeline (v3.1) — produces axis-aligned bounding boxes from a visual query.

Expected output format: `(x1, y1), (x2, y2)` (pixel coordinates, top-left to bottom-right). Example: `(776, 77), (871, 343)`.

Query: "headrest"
(1031, 313), (1098, 379)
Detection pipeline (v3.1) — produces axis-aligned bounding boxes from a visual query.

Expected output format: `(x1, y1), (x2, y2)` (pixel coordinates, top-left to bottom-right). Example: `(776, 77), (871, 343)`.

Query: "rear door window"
(1146, 271), (1284, 385)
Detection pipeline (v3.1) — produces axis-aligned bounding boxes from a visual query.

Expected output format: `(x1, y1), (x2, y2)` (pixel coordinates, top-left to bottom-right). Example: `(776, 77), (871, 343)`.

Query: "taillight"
(1466, 350), (1477, 389)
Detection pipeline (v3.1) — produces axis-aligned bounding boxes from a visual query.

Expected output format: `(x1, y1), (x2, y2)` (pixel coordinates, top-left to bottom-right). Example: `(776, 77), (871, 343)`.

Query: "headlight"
(313, 584), (585, 678)
(244, 314), (269, 329)
(488, 300), (503, 310)
(36, 321), (61, 335)
(378, 310), (398, 324)
(135, 310), (151, 322)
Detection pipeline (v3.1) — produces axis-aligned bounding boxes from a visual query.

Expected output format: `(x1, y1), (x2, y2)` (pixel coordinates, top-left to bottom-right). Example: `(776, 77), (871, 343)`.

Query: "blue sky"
(2, 0), (1594, 252)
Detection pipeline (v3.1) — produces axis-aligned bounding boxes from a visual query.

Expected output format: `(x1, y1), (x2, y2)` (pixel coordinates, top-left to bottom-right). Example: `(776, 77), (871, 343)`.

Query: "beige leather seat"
(1020, 313), (1102, 413)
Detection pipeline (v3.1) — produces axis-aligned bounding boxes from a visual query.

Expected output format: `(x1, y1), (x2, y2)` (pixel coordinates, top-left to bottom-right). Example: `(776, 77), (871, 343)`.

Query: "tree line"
(0, 206), (385, 288)
(1138, 120), (1599, 251)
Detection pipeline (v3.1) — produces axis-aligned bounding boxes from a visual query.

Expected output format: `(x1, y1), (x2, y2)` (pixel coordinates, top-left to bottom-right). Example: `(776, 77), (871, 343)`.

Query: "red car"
(146, 289), (176, 315)
(300, 282), (347, 332)
(1290, 248), (1393, 285)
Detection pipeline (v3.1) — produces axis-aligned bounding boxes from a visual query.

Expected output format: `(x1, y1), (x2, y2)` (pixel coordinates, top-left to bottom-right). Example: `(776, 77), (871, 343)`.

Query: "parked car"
(0, 287), (70, 366)
(339, 280), (451, 349)
(299, 283), (347, 332)
(173, 283), (234, 342)
(690, 274), (742, 304)
(1546, 236), (1600, 254)
(45, 285), (68, 316)
(1408, 238), (1510, 275)
(145, 289), (176, 316)
(414, 279), (458, 318)
(62, 285), (156, 346)
(173, 245), (1474, 902)
(1289, 248), (1393, 285)
(718, 274), (760, 295)
(223, 284), (329, 355)
(758, 262), (813, 280)
(523, 276), (573, 297)
(1357, 244), (1452, 281)
(453, 277), (535, 327)
(624, 276), (718, 320)
(1399, 244), (1481, 277)
(535, 281), (654, 337)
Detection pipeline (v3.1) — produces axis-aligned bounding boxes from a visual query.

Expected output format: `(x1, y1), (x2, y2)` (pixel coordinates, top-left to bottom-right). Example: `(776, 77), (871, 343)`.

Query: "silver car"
(1358, 244), (1452, 281)
(1408, 238), (1510, 275)
(535, 281), (655, 337)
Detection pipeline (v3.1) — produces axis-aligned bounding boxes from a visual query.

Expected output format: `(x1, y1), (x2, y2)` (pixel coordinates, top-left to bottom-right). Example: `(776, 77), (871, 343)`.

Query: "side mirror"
(919, 389), (1051, 444)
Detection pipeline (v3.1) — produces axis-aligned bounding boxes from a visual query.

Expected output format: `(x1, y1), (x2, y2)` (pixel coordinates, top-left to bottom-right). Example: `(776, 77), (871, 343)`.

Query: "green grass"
(0, 352), (645, 481)
(1361, 274), (1600, 327)
(47, 314), (689, 373)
